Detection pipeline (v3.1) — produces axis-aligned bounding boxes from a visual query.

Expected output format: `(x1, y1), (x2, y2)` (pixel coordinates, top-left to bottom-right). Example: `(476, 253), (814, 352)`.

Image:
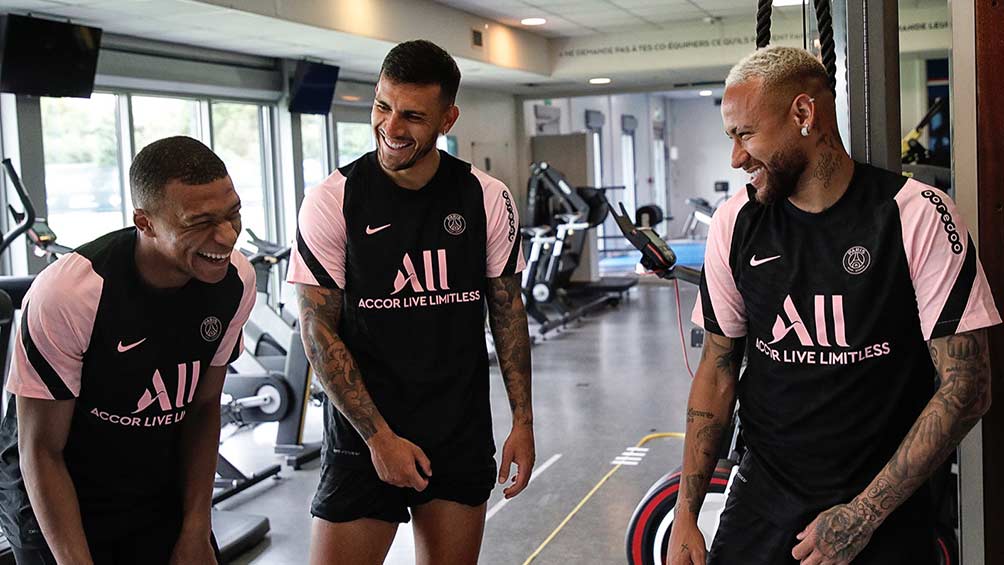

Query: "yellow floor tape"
(521, 432), (685, 564)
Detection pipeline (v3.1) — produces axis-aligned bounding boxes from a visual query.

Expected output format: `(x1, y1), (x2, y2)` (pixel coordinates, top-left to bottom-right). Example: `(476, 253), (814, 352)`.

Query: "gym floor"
(218, 283), (697, 565)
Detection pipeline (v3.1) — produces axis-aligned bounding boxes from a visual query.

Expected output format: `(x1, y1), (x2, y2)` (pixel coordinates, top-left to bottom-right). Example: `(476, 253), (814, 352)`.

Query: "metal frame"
(949, 3), (983, 563)
(840, 0), (901, 171)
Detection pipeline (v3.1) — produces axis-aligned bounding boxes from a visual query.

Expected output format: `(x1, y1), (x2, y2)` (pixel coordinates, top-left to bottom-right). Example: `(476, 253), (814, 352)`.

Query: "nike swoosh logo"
(750, 254), (781, 267)
(117, 338), (147, 353)
(365, 224), (391, 235)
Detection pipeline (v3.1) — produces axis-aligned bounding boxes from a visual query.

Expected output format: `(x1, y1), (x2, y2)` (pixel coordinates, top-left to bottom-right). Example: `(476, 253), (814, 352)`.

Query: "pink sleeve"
(6, 254), (102, 400)
(896, 180), (1001, 340)
(690, 191), (750, 338)
(211, 251), (257, 367)
(473, 168), (525, 278)
(286, 170), (347, 289)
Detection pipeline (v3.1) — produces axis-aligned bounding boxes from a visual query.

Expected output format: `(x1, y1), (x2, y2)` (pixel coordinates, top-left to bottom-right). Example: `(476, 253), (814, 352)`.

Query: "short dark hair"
(379, 40), (461, 105)
(130, 136), (228, 210)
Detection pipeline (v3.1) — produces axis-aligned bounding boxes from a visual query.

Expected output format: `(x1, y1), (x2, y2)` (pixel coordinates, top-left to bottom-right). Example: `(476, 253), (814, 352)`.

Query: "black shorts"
(708, 484), (938, 565)
(310, 463), (496, 524)
(11, 523), (222, 565)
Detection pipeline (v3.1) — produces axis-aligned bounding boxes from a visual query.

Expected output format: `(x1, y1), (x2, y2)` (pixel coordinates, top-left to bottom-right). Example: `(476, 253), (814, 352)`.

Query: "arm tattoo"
(686, 408), (714, 423)
(701, 333), (746, 375)
(296, 284), (384, 440)
(486, 275), (533, 426)
(814, 329), (991, 551)
(677, 333), (743, 518)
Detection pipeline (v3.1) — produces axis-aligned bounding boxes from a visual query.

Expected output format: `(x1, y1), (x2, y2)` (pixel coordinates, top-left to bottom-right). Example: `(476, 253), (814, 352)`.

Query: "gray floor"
(217, 282), (700, 565)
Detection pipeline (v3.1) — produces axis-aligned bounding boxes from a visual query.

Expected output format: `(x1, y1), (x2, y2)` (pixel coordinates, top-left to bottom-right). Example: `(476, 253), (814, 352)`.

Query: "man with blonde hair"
(667, 46), (999, 564)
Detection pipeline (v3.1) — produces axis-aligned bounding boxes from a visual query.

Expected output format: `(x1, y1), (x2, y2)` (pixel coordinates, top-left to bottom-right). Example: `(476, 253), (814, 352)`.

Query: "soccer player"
(667, 47), (999, 565)
(287, 40), (534, 565)
(0, 136), (254, 565)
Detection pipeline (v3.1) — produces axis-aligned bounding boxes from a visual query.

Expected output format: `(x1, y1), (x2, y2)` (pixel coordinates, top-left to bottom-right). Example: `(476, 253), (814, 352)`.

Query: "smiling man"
(666, 47), (1000, 565)
(287, 40), (534, 565)
(0, 136), (255, 565)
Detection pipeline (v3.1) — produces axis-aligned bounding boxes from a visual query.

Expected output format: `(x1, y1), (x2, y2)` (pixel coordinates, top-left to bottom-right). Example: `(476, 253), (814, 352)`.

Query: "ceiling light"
(773, 0), (805, 6)
(589, 77), (612, 85)
(340, 95), (361, 102)
(699, 90), (713, 97)
(521, 18), (546, 26)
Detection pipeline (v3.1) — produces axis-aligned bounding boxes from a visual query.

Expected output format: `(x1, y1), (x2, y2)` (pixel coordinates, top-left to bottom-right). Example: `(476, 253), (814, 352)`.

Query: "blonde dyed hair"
(726, 46), (829, 99)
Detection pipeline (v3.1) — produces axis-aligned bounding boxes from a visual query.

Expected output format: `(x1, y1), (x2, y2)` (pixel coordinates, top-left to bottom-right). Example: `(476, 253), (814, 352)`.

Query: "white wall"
(520, 93), (673, 223)
(522, 98), (572, 139)
(609, 93), (653, 213)
(452, 86), (521, 202)
(665, 96), (748, 238)
(568, 96), (615, 188)
(649, 95), (671, 213)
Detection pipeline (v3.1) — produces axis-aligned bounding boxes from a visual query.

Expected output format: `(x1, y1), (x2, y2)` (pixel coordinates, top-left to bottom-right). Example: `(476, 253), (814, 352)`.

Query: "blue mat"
(599, 239), (706, 271)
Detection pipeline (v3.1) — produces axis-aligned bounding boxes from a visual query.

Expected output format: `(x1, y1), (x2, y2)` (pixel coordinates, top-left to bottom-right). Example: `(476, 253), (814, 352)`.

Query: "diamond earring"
(801, 125), (810, 137)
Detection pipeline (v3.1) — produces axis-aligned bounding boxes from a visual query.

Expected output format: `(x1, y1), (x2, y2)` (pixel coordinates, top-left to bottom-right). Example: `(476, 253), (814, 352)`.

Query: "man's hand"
(498, 422), (535, 499)
(367, 430), (432, 491)
(665, 520), (707, 565)
(792, 500), (875, 565)
(169, 531), (217, 565)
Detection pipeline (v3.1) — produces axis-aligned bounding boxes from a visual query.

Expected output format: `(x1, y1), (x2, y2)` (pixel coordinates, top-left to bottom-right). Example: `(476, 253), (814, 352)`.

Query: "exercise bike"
(606, 199), (959, 565)
(223, 230), (321, 469)
(521, 162), (637, 336)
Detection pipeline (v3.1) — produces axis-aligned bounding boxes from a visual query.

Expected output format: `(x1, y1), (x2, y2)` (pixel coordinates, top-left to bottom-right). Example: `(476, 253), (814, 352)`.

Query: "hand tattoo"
(813, 502), (874, 562)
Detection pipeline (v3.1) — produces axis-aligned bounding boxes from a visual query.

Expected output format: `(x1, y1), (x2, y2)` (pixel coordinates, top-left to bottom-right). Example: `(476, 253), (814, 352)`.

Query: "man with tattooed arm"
(286, 40), (533, 565)
(667, 46), (1000, 565)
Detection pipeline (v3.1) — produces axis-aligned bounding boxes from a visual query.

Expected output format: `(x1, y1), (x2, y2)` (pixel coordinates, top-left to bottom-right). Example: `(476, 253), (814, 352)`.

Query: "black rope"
(756, 0), (772, 48)
(813, 0), (838, 95)
(802, 1), (808, 50)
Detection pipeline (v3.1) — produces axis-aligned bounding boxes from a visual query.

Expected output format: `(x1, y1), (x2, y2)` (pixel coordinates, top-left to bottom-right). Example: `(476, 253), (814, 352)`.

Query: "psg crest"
(843, 246), (871, 275)
(444, 213), (466, 236)
(201, 316), (222, 342)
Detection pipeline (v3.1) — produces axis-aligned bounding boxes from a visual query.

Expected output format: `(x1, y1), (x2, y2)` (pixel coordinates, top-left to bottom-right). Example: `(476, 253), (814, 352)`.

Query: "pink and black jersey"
(287, 151), (524, 471)
(692, 162), (1000, 525)
(0, 228), (255, 547)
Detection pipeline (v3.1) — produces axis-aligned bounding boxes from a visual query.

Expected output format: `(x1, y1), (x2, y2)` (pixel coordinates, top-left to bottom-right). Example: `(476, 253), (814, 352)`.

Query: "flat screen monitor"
(0, 14), (102, 98)
(288, 61), (339, 115)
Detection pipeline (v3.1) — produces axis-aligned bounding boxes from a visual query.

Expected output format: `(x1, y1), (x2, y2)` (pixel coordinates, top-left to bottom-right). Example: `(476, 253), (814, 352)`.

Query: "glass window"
(131, 95), (202, 153)
(652, 138), (667, 213)
(211, 101), (268, 242)
(40, 93), (125, 247)
(620, 132), (637, 214)
(301, 114), (328, 189)
(591, 130), (603, 187)
(336, 122), (374, 167)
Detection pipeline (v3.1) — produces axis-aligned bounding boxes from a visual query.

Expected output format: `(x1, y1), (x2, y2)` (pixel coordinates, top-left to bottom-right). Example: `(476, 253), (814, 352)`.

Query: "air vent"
(471, 29), (484, 48)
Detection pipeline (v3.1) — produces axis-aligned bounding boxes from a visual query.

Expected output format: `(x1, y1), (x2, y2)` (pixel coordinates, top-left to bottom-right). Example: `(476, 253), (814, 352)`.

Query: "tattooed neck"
(812, 151), (839, 190)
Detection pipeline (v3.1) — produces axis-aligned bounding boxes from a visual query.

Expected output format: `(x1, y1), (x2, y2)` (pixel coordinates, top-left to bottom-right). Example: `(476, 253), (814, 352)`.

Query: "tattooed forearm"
(487, 275), (533, 426)
(676, 333), (742, 520)
(684, 474), (709, 515)
(840, 329), (990, 529)
(296, 284), (386, 440)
